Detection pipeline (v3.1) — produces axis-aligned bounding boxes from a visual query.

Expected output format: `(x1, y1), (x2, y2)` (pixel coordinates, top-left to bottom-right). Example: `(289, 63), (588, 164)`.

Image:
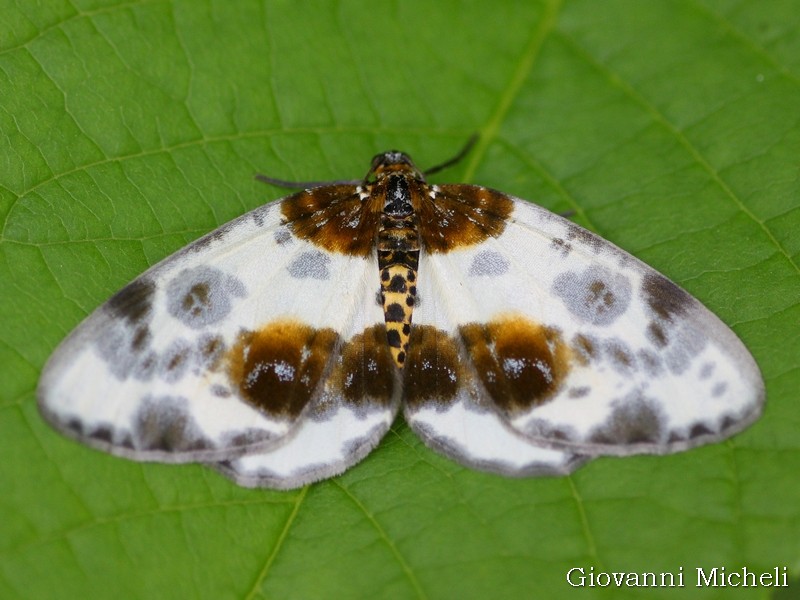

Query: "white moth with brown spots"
(37, 144), (765, 489)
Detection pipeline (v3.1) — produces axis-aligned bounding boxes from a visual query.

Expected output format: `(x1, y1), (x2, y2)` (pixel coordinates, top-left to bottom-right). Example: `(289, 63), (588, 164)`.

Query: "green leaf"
(2, 0), (798, 598)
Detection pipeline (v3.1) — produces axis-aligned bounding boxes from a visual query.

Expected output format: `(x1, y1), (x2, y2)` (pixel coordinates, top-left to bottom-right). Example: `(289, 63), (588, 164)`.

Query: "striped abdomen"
(378, 214), (419, 368)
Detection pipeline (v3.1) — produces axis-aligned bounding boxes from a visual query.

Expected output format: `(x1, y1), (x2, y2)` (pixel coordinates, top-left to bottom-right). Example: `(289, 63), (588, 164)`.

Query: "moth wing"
(405, 184), (764, 470)
(38, 187), (397, 470)
(402, 312), (591, 476)
(403, 318), (588, 477)
(213, 290), (401, 489)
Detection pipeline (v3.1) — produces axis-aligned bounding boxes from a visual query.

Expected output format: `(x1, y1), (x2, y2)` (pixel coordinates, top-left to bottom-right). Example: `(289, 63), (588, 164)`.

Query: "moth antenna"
(255, 174), (360, 189)
(423, 133), (479, 176)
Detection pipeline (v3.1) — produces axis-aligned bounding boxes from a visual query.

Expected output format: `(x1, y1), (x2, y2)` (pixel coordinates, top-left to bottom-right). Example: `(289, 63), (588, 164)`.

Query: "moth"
(37, 140), (765, 489)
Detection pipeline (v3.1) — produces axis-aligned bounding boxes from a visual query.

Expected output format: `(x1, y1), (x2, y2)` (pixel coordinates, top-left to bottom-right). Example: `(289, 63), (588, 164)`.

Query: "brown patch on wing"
(641, 272), (694, 320)
(459, 316), (571, 415)
(181, 282), (210, 317)
(107, 278), (155, 324)
(418, 185), (513, 253)
(280, 184), (382, 256)
(330, 324), (396, 408)
(226, 320), (339, 419)
(404, 325), (462, 409)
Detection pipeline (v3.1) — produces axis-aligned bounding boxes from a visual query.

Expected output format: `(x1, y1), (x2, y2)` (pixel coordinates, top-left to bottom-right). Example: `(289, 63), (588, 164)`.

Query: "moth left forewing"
(414, 185), (764, 459)
(214, 288), (402, 489)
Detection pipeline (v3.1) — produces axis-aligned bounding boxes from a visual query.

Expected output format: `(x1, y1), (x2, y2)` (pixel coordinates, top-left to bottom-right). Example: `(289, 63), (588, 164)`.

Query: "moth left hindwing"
(37, 149), (765, 489)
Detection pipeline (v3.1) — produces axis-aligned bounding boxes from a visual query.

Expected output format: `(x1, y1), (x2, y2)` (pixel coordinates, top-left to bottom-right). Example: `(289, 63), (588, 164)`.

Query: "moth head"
(367, 151), (424, 182)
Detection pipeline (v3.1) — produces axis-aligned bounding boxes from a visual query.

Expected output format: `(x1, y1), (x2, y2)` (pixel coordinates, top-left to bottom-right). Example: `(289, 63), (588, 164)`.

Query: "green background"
(1, 0), (798, 598)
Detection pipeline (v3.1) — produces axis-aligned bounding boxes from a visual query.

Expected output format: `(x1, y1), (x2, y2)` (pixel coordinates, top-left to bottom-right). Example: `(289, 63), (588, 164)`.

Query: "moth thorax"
(382, 175), (414, 217)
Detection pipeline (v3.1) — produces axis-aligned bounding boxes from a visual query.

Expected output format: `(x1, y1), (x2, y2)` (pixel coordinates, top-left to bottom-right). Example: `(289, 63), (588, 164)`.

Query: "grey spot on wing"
(87, 424), (116, 446)
(468, 249), (510, 277)
(188, 220), (241, 254)
(288, 251), (331, 279)
(720, 415), (738, 432)
(95, 321), (158, 381)
(194, 334), (226, 373)
(603, 338), (636, 373)
(167, 266), (246, 329)
(160, 338), (192, 383)
(274, 228), (292, 245)
(590, 392), (666, 445)
(667, 424), (717, 444)
(689, 422), (714, 438)
(136, 351), (159, 379)
(552, 265), (632, 326)
(251, 211), (265, 228)
(250, 203), (274, 228)
(646, 321), (668, 348)
(65, 417), (134, 449)
(637, 349), (664, 377)
(91, 279), (156, 377)
(663, 330), (706, 375)
(565, 224), (604, 253)
(221, 427), (276, 447)
(640, 274), (708, 375)
(568, 387), (590, 399)
(96, 313), (227, 383)
(699, 362), (715, 380)
(712, 382), (728, 398)
(211, 384), (231, 398)
(525, 419), (579, 442)
(134, 395), (214, 452)
(550, 238), (572, 257)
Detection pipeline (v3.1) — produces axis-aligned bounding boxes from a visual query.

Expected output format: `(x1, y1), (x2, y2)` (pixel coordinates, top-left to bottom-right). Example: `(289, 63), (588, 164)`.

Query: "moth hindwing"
(37, 146), (765, 489)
